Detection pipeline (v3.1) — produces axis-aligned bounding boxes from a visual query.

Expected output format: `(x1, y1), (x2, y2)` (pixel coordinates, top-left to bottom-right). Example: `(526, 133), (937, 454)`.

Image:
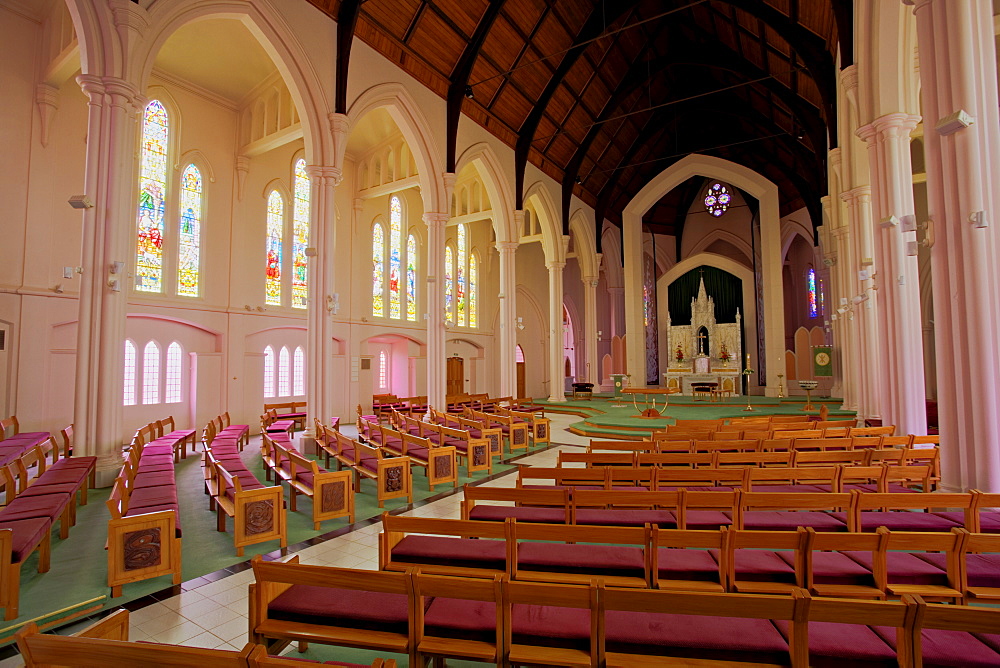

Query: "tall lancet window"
(293, 346), (305, 395)
(292, 159), (310, 309)
(165, 342), (182, 403)
(264, 346), (275, 398)
(178, 165), (202, 296)
(406, 234), (417, 321)
(136, 100), (169, 293)
(388, 196), (402, 319)
(278, 347), (290, 396)
(265, 191), (284, 305)
(807, 267), (818, 318)
(372, 223), (385, 316)
(123, 340), (137, 406)
(143, 341), (160, 405)
(445, 246), (454, 322)
(457, 224), (467, 326)
(468, 254), (478, 328)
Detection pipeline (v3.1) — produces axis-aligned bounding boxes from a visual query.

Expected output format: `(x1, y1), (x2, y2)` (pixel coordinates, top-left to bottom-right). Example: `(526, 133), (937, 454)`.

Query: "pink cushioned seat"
(511, 604), (592, 650)
(1, 495), (69, 521)
(574, 509), (676, 527)
(129, 486), (178, 508)
(683, 510), (732, 530)
(656, 548), (720, 582)
(517, 542), (646, 579)
(468, 506), (567, 523)
(268, 585), (410, 633)
(872, 627), (1000, 668)
(847, 551), (949, 586)
(774, 619), (897, 665)
(392, 535), (507, 570)
(805, 550), (876, 586)
(916, 552), (1000, 589)
(856, 512), (961, 532)
(730, 549), (797, 584)
(132, 471), (175, 488)
(0, 518), (51, 561)
(979, 512), (1000, 533)
(741, 511), (847, 532)
(424, 598), (497, 643)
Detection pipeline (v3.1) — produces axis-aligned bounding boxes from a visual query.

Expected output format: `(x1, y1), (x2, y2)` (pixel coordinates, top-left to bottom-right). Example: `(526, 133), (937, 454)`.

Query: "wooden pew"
(263, 401), (308, 432)
(380, 514), (509, 578)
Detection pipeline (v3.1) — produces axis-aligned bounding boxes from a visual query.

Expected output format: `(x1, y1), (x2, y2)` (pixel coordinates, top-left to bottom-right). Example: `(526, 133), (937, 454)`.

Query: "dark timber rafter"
(446, 0), (506, 173)
(335, 0), (363, 114)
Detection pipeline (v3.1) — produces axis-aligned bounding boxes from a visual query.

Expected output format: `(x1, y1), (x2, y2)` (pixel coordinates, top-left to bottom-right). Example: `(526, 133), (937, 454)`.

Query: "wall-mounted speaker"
(360, 358), (371, 370)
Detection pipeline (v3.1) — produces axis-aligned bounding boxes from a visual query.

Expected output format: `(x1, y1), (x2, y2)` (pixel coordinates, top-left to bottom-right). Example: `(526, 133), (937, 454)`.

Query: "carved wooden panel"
(123, 528), (161, 571)
(321, 480), (347, 513)
(385, 465), (404, 492)
(487, 433), (500, 454)
(537, 422), (547, 439)
(433, 454), (453, 479)
(472, 444), (487, 467)
(244, 500), (274, 536)
(513, 428), (526, 446)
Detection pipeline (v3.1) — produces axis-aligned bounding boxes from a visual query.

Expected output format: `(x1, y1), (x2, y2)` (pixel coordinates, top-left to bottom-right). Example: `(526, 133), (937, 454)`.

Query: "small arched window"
(265, 191), (284, 305)
(807, 267), (818, 318)
(278, 346), (290, 396)
(123, 340), (137, 406)
(406, 234), (417, 321)
(291, 159), (310, 309)
(142, 341), (160, 405)
(264, 345), (275, 398)
(445, 246), (454, 322)
(515, 345), (525, 363)
(469, 254), (478, 328)
(378, 350), (388, 390)
(178, 165), (202, 297)
(372, 222), (385, 317)
(165, 342), (182, 403)
(293, 346), (305, 396)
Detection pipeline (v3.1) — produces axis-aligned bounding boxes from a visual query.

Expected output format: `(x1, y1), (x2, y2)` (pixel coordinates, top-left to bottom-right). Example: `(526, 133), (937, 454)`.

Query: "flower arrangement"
(719, 343), (731, 363)
(742, 353), (754, 376)
(675, 345), (685, 363)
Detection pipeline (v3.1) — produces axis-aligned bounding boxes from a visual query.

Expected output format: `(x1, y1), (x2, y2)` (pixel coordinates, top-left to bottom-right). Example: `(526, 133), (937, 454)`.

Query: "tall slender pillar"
(546, 261), (567, 402)
(607, 287), (624, 339)
(582, 276), (599, 384)
(908, 0), (1000, 491)
(73, 75), (141, 482)
(305, 165), (342, 431)
(858, 114), (927, 436)
(831, 226), (858, 411)
(424, 212), (448, 409)
(496, 238), (518, 397)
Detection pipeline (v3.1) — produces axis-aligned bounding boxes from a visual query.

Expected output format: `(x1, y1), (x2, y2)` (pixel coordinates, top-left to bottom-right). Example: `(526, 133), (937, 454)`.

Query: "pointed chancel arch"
(455, 142), (516, 244)
(622, 154), (783, 393)
(523, 181), (564, 264)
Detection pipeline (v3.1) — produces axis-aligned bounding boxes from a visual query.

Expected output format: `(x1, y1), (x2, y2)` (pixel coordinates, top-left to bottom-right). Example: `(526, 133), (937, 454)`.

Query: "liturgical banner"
(813, 347), (833, 377)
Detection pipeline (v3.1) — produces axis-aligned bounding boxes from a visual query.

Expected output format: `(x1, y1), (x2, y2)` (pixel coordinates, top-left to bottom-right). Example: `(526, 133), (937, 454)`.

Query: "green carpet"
(3, 436), (533, 642)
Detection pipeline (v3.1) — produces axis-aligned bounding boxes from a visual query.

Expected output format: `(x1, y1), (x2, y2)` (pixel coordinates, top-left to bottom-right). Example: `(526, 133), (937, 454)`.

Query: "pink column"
(496, 239), (519, 397)
(547, 261), (567, 402)
(908, 0), (1000, 491)
(829, 226), (857, 411)
(857, 114), (928, 436)
(423, 212), (448, 409)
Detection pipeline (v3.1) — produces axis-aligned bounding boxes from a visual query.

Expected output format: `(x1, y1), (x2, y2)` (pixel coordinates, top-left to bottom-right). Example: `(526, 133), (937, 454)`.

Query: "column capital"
(495, 241), (519, 252)
(872, 112), (922, 137)
(581, 276), (599, 288)
(306, 165), (343, 186)
(76, 75), (141, 110)
(545, 261), (566, 271)
(828, 147), (842, 168)
(840, 185), (872, 204)
(840, 64), (859, 94)
(855, 123), (877, 143)
(423, 212), (449, 227)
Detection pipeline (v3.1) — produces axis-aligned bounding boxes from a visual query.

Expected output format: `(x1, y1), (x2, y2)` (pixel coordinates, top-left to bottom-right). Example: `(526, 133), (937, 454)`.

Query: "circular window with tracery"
(704, 183), (731, 217)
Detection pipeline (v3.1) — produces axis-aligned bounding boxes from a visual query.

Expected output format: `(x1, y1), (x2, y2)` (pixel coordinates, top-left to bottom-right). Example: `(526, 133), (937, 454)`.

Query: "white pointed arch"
(568, 209), (599, 279)
(455, 142), (516, 244)
(523, 181), (562, 263)
(688, 228), (754, 267)
(348, 82), (446, 213)
(600, 223), (623, 289)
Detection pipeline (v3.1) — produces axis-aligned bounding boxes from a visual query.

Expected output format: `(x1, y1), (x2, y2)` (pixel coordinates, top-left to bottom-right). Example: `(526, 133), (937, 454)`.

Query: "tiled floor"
(2, 414), (585, 666)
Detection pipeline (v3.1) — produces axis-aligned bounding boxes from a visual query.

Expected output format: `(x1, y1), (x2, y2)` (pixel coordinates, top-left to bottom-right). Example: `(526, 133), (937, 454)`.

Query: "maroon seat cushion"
(885, 483), (919, 494)
(604, 610), (789, 662)
(468, 506), (567, 524)
(979, 512), (1000, 533)
(17, 483), (80, 499)
(847, 551), (949, 586)
(50, 457), (96, 471)
(392, 535), (507, 570)
(657, 548), (721, 583)
(129, 485), (178, 508)
(741, 511), (846, 532)
(774, 619), (897, 664)
(133, 471), (176, 488)
(517, 542), (645, 579)
(573, 509), (676, 528)
(511, 604), (593, 650)
(917, 552), (1000, 589)
(683, 510), (733, 530)
(405, 446), (429, 462)
(731, 549), (797, 584)
(873, 627), (1000, 668)
(268, 585), (410, 633)
(223, 480), (266, 500)
(806, 550), (876, 586)
(1, 494), (69, 521)
(35, 469), (88, 486)
(857, 512), (961, 532)
(751, 485), (829, 494)
(0, 518), (51, 562)
(443, 438), (468, 451)
(424, 598), (497, 643)
(973, 634), (1000, 655)
(358, 458), (379, 474)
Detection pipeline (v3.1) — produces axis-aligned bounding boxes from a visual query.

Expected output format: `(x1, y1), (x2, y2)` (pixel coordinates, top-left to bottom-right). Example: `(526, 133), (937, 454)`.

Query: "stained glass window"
(818, 277), (825, 317)
(265, 191), (284, 305)
(445, 246), (454, 322)
(278, 346), (290, 396)
(406, 234), (417, 321)
(372, 223), (384, 316)
(136, 100), (169, 293)
(469, 254), (478, 328)
(292, 160), (309, 309)
(457, 224), (467, 326)
(389, 196), (402, 319)
(378, 350), (388, 390)
(293, 346), (304, 395)
(807, 267), (818, 318)
(177, 165), (201, 297)
(123, 340), (136, 406)
(143, 341), (160, 405)
(264, 346), (275, 398)
(643, 285), (650, 327)
(704, 182), (730, 217)
(165, 342), (182, 403)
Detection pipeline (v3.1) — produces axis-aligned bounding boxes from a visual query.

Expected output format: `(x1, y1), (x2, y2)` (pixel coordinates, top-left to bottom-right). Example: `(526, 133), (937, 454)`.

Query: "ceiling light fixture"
(464, 85), (475, 100)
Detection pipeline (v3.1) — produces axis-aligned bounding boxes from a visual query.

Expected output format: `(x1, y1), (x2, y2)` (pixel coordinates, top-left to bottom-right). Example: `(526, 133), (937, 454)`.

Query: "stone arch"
(855, 0), (920, 122)
(523, 181), (563, 263)
(348, 82), (446, 213)
(569, 209), (599, 279)
(601, 224), (624, 289)
(455, 142), (516, 244)
(687, 228), (754, 267)
(623, 154), (783, 392)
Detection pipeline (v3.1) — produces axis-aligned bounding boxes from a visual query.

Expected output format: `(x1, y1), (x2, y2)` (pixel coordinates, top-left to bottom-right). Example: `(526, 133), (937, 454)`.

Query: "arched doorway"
(515, 344), (525, 398)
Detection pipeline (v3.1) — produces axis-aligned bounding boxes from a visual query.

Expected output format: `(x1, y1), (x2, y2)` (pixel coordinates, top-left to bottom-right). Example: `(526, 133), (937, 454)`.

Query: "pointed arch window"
(372, 223), (385, 316)
(388, 196), (402, 319)
(807, 267), (818, 318)
(469, 254), (478, 328)
(515, 344), (525, 363)
(123, 340), (137, 406)
(176, 165), (202, 296)
(293, 346), (305, 396)
(406, 234), (417, 321)
(291, 160), (309, 309)
(165, 342), (182, 403)
(278, 347), (290, 396)
(136, 100), (169, 293)
(445, 246), (454, 322)
(265, 191), (284, 305)
(142, 341), (160, 405)
(378, 350), (388, 390)
(264, 345), (275, 398)
(457, 224), (467, 326)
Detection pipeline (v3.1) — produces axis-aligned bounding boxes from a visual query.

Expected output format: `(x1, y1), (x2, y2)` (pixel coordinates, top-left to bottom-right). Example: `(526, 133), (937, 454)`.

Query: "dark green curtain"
(667, 265), (743, 324)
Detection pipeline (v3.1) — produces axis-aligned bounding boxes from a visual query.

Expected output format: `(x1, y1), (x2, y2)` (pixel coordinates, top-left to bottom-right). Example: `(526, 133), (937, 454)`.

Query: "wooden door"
(516, 362), (526, 399)
(447, 357), (464, 396)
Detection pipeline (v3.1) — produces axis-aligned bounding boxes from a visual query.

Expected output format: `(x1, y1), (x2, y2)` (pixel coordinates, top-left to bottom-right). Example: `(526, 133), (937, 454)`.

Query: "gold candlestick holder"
(742, 361), (755, 411)
(777, 373), (785, 399)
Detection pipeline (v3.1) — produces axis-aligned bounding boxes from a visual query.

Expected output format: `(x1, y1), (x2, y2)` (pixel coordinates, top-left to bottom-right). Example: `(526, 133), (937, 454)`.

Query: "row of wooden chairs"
(262, 401), (308, 432)
(593, 433), (938, 452)
(250, 554), (1000, 668)
(15, 609), (393, 667)
(202, 420), (286, 556)
(462, 485), (1000, 534)
(380, 513), (1000, 604)
(381, 413), (495, 475)
(131, 415), (197, 462)
(260, 431), (358, 525)
(657, 423), (899, 441)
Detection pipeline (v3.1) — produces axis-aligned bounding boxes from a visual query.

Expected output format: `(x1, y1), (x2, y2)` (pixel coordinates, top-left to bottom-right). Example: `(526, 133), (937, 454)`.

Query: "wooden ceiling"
(308, 0), (849, 242)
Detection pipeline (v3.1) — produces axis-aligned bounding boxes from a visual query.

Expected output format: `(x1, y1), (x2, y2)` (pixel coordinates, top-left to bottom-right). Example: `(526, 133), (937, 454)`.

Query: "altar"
(663, 274), (743, 396)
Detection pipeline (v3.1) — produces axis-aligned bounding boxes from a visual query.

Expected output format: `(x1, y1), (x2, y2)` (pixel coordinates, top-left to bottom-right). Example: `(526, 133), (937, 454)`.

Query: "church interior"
(2, 0), (1000, 665)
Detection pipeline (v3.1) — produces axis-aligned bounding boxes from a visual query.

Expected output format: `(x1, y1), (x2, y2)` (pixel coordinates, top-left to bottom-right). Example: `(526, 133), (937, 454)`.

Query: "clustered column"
(496, 237), (518, 397)
(582, 276), (599, 385)
(546, 261), (567, 402)
(423, 212), (449, 409)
